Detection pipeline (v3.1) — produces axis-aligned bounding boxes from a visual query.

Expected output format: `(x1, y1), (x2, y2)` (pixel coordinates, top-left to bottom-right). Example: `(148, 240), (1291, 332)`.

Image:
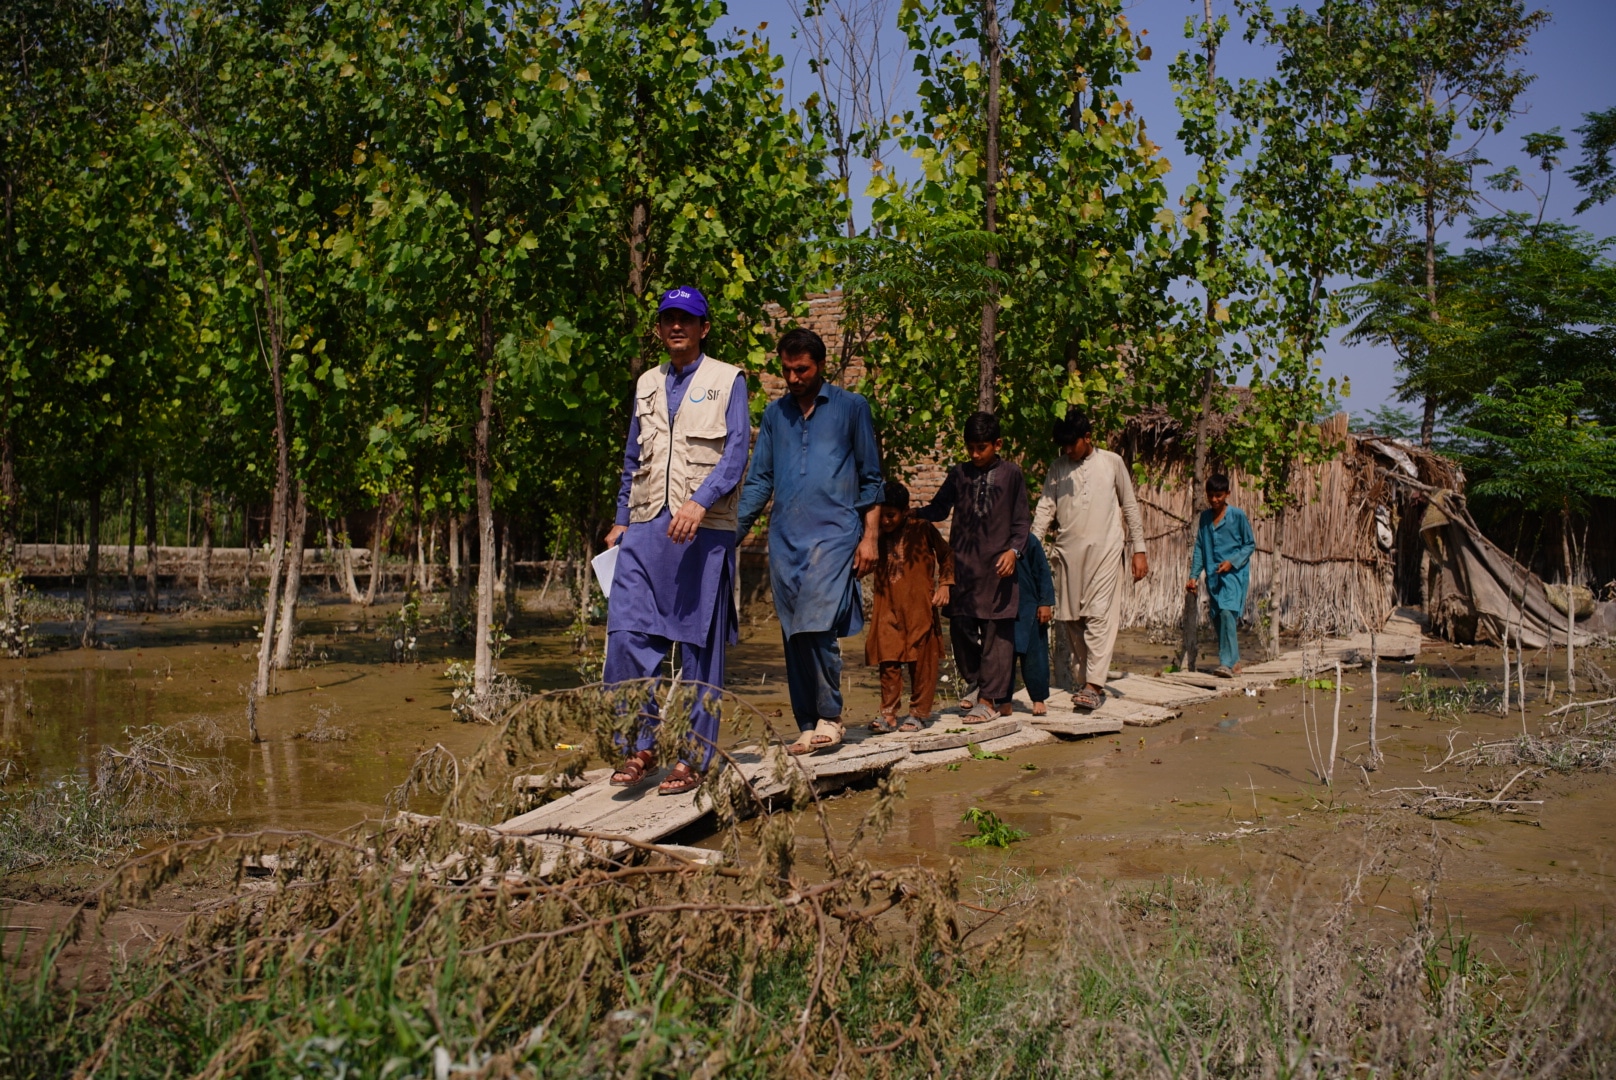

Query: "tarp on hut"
(1421, 489), (1615, 647)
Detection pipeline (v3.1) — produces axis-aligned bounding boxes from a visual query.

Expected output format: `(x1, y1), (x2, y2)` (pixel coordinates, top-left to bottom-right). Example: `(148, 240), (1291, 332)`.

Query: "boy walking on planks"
(1186, 473), (1255, 677)
(865, 481), (954, 733)
(915, 412), (1031, 725)
(1030, 410), (1149, 712)
(1005, 534), (1056, 716)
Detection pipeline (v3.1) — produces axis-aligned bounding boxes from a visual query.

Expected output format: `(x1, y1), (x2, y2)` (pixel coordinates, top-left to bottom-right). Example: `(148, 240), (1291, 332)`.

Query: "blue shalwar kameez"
(1013, 536), (1057, 702)
(736, 383), (884, 731)
(606, 356), (750, 767)
(1189, 505), (1256, 670)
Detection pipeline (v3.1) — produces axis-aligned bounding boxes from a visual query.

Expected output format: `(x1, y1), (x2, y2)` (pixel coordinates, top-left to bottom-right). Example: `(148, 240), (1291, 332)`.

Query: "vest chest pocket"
(685, 435), (725, 466)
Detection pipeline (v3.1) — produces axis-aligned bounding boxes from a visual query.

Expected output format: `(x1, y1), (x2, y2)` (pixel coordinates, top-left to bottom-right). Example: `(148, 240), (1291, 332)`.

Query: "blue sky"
(727, 0), (1616, 417)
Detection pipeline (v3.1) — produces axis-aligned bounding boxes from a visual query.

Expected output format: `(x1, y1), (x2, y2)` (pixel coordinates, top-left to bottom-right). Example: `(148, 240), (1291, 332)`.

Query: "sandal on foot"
(657, 761), (703, 796)
(899, 715), (926, 733)
(788, 728), (819, 756)
(869, 714), (900, 734)
(1072, 686), (1105, 711)
(610, 749), (657, 788)
(808, 718), (845, 753)
(1213, 665), (1234, 679)
(962, 702), (998, 725)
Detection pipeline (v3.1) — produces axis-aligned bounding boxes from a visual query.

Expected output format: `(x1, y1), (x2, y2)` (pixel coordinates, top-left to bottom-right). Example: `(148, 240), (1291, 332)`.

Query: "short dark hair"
(881, 480), (910, 510)
(777, 327), (826, 368)
(1052, 410), (1092, 446)
(1206, 473), (1232, 495)
(963, 411), (1001, 444)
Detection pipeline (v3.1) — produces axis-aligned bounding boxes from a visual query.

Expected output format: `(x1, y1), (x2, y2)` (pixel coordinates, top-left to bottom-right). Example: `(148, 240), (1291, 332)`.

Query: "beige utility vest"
(627, 355), (744, 531)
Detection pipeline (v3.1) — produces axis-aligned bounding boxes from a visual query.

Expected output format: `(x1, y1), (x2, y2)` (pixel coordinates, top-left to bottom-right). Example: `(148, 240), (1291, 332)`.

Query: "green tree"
(1568, 106), (1615, 213)
(1452, 381), (1616, 694)
(1358, 0), (1547, 444)
(860, 0), (1172, 461)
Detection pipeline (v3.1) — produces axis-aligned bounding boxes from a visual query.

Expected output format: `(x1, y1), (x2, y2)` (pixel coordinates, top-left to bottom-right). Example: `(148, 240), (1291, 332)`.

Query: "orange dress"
(865, 519), (954, 664)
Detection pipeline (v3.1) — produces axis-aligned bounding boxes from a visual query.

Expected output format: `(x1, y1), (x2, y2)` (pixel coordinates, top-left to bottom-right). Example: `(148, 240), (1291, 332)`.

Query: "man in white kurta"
(1030, 412), (1148, 710)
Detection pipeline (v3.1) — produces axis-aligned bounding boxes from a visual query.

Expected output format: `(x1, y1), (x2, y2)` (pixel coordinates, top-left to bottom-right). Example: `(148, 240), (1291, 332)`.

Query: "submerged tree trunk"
(83, 486), (102, 647)
(976, 0), (1002, 414)
(143, 464), (158, 612)
(473, 313), (498, 696)
(337, 516), (363, 603)
(498, 521), (514, 623)
(273, 485), (307, 670)
(362, 500), (394, 607)
(199, 489), (214, 598)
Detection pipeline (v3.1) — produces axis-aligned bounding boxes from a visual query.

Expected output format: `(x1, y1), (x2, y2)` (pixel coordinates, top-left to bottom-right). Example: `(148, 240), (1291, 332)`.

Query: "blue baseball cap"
(657, 285), (709, 319)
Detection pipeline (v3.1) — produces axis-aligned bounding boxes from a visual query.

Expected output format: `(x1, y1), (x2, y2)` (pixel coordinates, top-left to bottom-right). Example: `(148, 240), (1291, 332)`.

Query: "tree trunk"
(0, 420), (16, 635)
(499, 521), (514, 623)
(1563, 505), (1575, 695)
(272, 484), (307, 670)
(362, 500), (393, 606)
(473, 311), (498, 696)
(1180, 369), (1217, 670)
(449, 512), (461, 587)
(126, 478), (137, 604)
(143, 464), (158, 611)
(1269, 503), (1286, 659)
(976, 0), (1002, 414)
(199, 489), (213, 598)
(1420, 145), (1439, 448)
(627, 0), (655, 379)
(82, 485), (101, 648)
(338, 516), (364, 603)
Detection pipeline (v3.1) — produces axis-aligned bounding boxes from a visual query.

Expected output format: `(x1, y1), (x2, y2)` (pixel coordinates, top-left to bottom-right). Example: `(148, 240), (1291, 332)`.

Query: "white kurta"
(1030, 449), (1146, 688)
(1031, 449), (1146, 620)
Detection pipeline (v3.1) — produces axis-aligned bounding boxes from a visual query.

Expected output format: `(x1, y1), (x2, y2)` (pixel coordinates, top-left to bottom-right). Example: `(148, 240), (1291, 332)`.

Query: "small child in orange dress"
(865, 481), (954, 732)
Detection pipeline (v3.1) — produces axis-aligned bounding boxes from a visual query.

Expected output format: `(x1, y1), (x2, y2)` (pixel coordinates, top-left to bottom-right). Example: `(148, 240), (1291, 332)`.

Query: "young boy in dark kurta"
(866, 481), (953, 733)
(915, 412), (1031, 725)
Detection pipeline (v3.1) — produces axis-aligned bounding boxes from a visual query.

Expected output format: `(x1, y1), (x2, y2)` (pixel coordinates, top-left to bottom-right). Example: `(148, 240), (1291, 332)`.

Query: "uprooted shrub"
(0, 719), (233, 874)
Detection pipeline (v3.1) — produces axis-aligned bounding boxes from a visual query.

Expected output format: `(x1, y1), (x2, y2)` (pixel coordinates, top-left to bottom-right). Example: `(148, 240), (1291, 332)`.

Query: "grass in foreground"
(3, 685), (1613, 1078)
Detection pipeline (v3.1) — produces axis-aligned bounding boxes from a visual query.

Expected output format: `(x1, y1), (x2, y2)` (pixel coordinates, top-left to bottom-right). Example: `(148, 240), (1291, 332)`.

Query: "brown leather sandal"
(657, 761), (703, 796)
(609, 749), (656, 788)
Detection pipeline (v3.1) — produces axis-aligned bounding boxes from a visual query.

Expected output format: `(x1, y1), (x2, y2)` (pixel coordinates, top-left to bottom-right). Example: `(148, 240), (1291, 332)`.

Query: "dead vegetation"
(0, 719), (234, 874)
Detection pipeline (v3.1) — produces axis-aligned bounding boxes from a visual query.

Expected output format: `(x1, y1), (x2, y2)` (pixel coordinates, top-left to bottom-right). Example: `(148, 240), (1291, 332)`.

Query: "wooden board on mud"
(1106, 673), (1217, 708)
(904, 717), (1021, 753)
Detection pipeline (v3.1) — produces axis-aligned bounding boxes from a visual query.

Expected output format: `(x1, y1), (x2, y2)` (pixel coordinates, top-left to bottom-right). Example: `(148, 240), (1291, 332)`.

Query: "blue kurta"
(1190, 506), (1256, 613)
(736, 383), (884, 639)
(1014, 535), (1057, 654)
(606, 356), (750, 646)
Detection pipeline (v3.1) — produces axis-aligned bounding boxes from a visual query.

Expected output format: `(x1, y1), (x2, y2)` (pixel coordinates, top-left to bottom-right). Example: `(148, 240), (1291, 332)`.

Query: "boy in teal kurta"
(1186, 474), (1256, 677)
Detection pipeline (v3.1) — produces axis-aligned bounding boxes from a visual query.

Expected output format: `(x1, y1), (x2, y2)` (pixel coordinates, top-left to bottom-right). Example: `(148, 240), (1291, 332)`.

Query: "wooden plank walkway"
(491, 613), (1424, 863)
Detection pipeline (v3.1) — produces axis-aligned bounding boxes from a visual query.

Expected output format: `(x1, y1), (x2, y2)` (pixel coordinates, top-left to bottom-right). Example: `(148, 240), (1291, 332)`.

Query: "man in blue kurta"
(736, 328), (883, 755)
(1186, 473), (1256, 677)
(603, 286), (750, 795)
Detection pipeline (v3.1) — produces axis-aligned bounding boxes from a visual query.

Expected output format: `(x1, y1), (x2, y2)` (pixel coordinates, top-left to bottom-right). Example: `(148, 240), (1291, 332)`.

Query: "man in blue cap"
(603, 286), (750, 795)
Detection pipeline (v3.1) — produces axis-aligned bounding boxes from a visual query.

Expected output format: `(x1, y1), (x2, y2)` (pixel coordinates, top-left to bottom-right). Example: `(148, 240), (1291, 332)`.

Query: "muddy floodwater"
(4, 601), (1614, 942)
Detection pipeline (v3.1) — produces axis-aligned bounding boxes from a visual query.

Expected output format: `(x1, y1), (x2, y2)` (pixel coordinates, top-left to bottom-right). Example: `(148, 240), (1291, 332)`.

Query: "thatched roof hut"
(1101, 406), (1462, 638)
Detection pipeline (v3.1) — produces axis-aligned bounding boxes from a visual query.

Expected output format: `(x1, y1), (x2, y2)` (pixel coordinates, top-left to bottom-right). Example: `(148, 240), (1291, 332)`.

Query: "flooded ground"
(3, 597), (1613, 943)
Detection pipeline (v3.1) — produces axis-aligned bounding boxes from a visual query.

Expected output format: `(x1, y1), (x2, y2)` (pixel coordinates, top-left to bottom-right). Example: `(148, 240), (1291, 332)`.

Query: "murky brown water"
(4, 603), (1613, 939)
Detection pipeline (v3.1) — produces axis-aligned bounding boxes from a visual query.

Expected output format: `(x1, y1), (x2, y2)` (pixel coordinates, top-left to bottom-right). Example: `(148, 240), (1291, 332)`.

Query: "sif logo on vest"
(688, 388), (720, 404)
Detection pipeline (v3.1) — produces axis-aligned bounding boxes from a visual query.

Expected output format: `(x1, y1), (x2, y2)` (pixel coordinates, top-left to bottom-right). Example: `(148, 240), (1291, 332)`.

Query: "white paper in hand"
(591, 544), (620, 600)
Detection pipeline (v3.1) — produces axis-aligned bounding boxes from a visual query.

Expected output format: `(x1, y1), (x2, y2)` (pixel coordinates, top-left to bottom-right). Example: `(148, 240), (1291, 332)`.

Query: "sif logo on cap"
(657, 285), (710, 319)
